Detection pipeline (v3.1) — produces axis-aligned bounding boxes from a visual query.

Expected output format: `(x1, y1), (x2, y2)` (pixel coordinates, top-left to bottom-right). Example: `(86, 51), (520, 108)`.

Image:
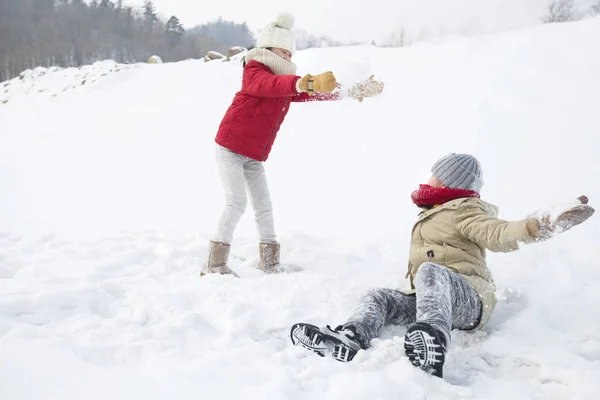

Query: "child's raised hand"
(528, 195), (595, 240)
(300, 72), (337, 95)
(348, 75), (385, 102)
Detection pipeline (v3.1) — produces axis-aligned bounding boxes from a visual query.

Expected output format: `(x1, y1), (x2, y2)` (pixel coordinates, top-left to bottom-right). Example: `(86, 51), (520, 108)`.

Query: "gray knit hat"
(431, 153), (483, 192)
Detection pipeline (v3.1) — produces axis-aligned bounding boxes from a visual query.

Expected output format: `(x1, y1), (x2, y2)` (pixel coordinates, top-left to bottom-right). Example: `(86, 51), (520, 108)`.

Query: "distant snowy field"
(1, 17), (599, 400)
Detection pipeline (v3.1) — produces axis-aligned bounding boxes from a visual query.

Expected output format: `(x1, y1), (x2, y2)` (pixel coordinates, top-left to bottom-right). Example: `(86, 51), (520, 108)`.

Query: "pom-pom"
(275, 12), (295, 29)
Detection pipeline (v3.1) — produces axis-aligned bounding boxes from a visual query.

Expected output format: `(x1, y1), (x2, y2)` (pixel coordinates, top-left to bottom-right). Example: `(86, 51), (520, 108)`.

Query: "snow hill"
(0, 61), (134, 105)
(1, 17), (600, 400)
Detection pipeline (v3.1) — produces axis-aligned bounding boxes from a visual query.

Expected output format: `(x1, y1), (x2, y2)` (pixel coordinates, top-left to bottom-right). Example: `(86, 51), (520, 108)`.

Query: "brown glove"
(348, 75), (385, 102)
(299, 71), (337, 95)
(526, 195), (595, 241)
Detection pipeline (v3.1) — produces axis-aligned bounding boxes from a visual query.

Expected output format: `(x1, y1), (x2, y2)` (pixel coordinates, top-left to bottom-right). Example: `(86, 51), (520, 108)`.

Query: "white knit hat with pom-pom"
(256, 13), (296, 54)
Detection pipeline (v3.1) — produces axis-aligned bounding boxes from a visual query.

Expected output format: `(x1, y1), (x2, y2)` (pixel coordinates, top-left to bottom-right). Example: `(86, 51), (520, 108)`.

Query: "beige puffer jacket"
(405, 197), (536, 329)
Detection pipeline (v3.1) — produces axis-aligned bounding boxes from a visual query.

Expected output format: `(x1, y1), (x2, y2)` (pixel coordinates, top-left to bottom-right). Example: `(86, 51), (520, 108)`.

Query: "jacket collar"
(416, 198), (467, 222)
(414, 197), (499, 223)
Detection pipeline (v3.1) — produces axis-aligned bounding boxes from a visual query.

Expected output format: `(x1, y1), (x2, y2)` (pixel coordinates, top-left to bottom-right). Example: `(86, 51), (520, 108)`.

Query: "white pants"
(213, 145), (276, 244)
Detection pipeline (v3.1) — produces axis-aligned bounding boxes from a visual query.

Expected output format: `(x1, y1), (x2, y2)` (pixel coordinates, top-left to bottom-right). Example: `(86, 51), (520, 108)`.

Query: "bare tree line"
(0, 0), (255, 82)
(3, 0), (598, 82)
(543, 0), (600, 23)
(591, 0), (600, 16)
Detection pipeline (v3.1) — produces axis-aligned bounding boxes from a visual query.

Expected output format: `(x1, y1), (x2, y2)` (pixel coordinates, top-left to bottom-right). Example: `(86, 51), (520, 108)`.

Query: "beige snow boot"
(257, 242), (280, 274)
(200, 240), (239, 277)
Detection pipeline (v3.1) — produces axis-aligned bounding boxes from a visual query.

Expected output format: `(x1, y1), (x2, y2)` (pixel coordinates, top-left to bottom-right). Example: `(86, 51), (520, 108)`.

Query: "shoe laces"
(327, 324), (356, 339)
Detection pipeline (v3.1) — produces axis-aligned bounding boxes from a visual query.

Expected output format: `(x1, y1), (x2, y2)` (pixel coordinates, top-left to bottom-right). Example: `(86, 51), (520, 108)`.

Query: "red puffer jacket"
(215, 60), (340, 161)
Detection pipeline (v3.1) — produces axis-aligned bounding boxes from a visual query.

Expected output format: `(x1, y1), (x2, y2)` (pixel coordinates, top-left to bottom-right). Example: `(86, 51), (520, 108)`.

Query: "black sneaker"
(290, 323), (362, 362)
(404, 322), (447, 378)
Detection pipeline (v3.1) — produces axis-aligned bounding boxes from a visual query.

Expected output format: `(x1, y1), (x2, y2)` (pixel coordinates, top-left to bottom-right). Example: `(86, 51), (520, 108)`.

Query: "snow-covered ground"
(1, 17), (600, 400)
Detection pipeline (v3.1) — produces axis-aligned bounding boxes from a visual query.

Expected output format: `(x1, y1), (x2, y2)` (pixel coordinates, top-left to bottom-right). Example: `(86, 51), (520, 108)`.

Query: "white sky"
(127, 0), (594, 43)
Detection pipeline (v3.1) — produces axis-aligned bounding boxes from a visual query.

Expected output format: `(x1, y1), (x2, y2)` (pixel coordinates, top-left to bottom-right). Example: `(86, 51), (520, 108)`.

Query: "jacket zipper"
(262, 100), (290, 161)
(407, 208), (434, 284)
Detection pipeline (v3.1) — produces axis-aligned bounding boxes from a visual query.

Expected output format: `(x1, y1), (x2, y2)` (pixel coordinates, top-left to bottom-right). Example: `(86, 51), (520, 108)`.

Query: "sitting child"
(290, 153), (594, 378)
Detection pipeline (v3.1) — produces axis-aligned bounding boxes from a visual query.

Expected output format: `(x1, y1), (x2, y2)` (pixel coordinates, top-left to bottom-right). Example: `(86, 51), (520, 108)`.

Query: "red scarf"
(411, 184), (480, 207)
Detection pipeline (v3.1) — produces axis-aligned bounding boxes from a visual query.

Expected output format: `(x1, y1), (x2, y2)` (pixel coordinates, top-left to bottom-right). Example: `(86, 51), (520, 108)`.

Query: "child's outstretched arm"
(242, 62), (303, 98)
(454, 203), (534, 253)
(242, 62), (339, 99)
(455, 196), (594, 252)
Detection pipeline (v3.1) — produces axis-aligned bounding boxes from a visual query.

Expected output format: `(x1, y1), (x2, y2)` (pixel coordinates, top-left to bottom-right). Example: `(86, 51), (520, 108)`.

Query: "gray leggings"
(213, 144), (276, 244)
(344, 262), (482, 348)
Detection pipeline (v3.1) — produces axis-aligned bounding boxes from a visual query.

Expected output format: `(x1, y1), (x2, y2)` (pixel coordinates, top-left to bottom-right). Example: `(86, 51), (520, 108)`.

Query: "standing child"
(290, 153), (594, 378)
(202, 13), (384, 277)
